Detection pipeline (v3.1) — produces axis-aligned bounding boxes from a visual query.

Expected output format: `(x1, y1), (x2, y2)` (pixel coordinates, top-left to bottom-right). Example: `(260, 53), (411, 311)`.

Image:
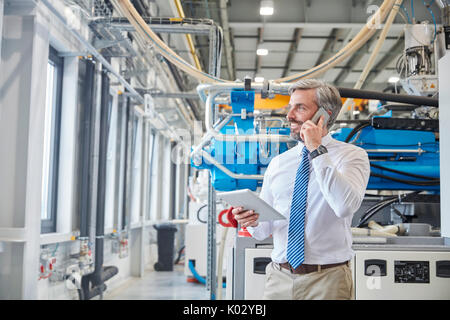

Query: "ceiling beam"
(314, 28), (338, 66)
(236, 66), (397, 72)
(254, 27), (264, 76)
(333, 29), (382, 85)
(282, 28), (303, 78)
(234, 35), (402, 41)
(362, 35), (405, 88)
(229, 22), (407, 31)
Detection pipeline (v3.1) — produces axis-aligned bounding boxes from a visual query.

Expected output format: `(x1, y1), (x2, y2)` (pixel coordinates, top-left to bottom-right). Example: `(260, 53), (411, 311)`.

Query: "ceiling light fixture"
(388, 76), (400, 83)
(254, 76), (265, 83)
(260, 0), (274, 16)
(256, 47), (269, 56)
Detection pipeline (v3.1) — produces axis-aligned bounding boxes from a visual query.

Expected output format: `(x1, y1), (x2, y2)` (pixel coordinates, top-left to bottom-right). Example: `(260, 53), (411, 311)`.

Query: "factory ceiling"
(180, 0), (443, 91)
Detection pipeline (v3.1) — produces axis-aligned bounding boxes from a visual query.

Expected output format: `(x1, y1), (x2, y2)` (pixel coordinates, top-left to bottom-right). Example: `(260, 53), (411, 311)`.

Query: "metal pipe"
(201, 151), (264, 180)
(80, 60), (103, 300)
(79, 59), (95, 240)
(190, 115), (232, 160)
(108, 0), (204, 126)
(337, 87), (439, 107)
(203, 88), (294, 142)
(91, 66), (112, 299)
(365, 148), (425, 154)
(107, 22), (213, 34)
(197, 82), (439, 107)
(437, 0), (449, 9)
(174, 0), (204, 71)
(40, 0), (144, 104)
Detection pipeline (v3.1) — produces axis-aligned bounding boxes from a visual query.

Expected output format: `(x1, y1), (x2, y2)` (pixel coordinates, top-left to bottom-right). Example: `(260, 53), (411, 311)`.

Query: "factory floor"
(105, 264), (225, 300)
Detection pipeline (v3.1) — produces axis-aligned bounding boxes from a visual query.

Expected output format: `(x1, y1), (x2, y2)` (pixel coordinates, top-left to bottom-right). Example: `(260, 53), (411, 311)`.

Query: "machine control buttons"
(253, 257), (272, 275)
(436, 261), (450, 278)
(394, 261), (429, 283)
(364, 259), (387, 277)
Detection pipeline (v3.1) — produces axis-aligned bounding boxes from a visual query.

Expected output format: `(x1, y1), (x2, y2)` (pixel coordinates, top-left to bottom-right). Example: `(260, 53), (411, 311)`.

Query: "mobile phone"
(310, 107), (330, 128)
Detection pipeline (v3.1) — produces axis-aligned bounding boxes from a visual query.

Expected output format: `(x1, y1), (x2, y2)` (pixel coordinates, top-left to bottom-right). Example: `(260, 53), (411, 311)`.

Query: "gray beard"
(290, 131), (303, 142)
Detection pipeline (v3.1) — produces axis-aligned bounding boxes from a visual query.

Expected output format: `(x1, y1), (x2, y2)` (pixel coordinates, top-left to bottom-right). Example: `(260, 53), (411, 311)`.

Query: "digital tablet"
(216, 189), (286, 222)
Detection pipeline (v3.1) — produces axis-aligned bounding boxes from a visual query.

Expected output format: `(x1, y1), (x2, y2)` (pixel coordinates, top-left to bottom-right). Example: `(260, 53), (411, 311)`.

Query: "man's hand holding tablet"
(231, 207), (260, 228)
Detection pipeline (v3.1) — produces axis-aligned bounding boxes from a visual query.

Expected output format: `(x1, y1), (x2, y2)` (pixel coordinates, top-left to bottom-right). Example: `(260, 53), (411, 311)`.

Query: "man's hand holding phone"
(300, 115), (326, 152)
(232, 207), (260, 228)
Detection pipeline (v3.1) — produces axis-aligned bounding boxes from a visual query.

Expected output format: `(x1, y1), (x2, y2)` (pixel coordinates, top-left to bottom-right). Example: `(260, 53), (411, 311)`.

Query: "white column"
(0, 9), (50, 299)
(439, 52), (450, 239)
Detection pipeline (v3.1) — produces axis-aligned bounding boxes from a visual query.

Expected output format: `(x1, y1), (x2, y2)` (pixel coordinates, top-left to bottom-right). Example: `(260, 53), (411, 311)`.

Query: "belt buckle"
(289, 264), (295, 274)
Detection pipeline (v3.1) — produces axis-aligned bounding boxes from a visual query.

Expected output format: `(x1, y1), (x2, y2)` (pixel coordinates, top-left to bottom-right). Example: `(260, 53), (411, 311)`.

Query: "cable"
(174, 245), (185, 265)
(357, 191), (421, 227)
(370, 162), (439, 181)
(196, 204), (208, 224)
(188, 260), (226, 288)
(357, 197), (399, 227)
(399, 3), (412, 23)
(370, 173), (440, 186)
(411, 0), (415, 21)
(344, 122), (371, 143)
(392, 206), (409, 222)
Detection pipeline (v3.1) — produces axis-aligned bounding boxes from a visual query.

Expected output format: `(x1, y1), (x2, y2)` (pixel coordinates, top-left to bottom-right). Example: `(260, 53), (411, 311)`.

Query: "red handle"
(218, 207), (237, 228)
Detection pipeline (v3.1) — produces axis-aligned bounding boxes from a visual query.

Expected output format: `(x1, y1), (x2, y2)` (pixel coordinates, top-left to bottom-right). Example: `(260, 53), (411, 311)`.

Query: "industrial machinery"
(398, 23), (439, 97)
(186, 1), (450, 297)
(189, 76), (450, 300)
(191, 80), (293, 191)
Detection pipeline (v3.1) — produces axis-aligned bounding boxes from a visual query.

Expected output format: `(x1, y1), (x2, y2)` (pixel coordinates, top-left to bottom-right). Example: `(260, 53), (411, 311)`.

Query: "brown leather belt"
(279, 261), (349, 274)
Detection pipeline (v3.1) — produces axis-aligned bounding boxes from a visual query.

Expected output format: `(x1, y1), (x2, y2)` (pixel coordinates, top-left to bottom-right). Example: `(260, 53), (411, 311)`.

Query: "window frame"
(41, 46), (64, 234)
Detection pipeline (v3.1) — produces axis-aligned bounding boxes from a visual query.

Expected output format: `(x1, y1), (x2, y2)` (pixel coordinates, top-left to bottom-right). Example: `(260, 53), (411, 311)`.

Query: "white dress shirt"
(246, 134), (370, 265)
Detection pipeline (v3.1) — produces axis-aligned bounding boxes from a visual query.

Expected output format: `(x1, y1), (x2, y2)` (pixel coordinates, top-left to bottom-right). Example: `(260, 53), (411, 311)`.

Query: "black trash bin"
(153, 223), (178, 271)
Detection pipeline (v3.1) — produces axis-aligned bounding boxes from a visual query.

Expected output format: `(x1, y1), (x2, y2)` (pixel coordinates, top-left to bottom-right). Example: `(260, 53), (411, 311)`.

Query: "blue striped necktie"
(286, 146), (310, 269)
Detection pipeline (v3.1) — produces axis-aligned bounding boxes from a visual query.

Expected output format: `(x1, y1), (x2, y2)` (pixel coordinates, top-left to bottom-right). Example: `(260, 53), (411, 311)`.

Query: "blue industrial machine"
(333, 117), (440, 192)
(192, 89), (440, 193)
(192, 90), (290, 191)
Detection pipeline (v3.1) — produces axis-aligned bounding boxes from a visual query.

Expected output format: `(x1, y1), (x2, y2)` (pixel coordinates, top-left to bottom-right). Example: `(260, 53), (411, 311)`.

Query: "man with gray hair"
(232, 79), (370, 300)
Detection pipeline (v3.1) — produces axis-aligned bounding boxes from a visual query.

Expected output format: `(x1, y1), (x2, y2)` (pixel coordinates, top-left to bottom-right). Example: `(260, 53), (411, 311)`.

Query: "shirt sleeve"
(246, 163), (274, 241)
(311, 146), (370, 219)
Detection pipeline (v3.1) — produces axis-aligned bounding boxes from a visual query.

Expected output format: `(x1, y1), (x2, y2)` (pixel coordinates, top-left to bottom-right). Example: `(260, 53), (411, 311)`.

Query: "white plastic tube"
(274, 0), (397, 83)
(351, 227), (398, 237)
(117, 0), (395, 84)
(118, 0), (228, 83)
(341, 0), (403, 114)
(368, 220), (405, 234)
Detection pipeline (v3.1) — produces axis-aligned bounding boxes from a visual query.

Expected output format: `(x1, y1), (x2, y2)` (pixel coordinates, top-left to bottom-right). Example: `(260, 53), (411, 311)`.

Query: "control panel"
(394, 260), (430, 283)
(354, 250), (450, 299)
